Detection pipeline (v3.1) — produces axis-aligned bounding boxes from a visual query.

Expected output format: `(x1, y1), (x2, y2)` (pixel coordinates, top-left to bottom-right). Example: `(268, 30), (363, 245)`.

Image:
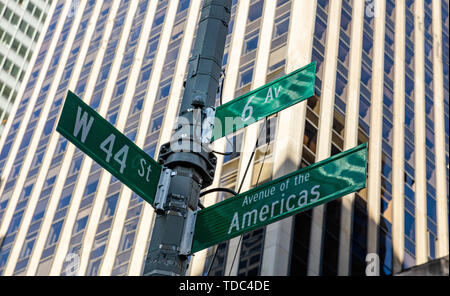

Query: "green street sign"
(191, 143), (367, 253)
(56, 91), (162, 205)
(211, 61), (316, 141)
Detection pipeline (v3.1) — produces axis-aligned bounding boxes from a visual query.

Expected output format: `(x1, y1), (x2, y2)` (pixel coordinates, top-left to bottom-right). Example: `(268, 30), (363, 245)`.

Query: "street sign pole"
(142, 0), (232, 276)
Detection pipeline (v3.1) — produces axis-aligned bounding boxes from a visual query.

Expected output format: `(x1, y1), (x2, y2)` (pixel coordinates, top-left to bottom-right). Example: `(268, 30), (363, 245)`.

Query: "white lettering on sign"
(114, 144), (129, 174)
(228, 212), (240, 234)
(241, 95), (255, 122)
(138, 158), (153, 182)
(62, 253), (80, 276)
(100, 134), (116, 162)
(241, 186), (276, 206)
(264, 85), (281, 103)
(74, 106), (94, 143)
(99, 133), (129, 174)
(241, 85), (283, 122)
(227, 185), (321, 235)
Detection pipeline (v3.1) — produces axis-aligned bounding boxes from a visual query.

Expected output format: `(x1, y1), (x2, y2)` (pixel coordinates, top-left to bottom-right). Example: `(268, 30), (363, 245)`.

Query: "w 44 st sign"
(56, 91), (162, 205)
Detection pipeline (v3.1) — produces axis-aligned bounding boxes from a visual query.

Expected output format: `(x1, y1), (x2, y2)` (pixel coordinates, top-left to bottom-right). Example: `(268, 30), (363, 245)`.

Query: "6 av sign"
(56, 91), (162, 205)
(211, 61), (316, 141)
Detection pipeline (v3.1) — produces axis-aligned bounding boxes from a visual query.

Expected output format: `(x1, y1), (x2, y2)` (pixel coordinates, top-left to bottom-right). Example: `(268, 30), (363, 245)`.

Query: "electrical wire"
(211, 133), (235, 156)
(209, 69), (239, 157)
(227, 140), (270, 276)
(206, 118), (269, 276)
(206, 117), (269, 276)
(219, 69), (226, 106)
(200, 187), (238, 197)
(211, 149), (233, 156)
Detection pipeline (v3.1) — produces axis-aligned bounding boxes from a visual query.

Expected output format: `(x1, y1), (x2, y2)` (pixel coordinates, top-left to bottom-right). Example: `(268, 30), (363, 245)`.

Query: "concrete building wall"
(0, 0), (448, 276)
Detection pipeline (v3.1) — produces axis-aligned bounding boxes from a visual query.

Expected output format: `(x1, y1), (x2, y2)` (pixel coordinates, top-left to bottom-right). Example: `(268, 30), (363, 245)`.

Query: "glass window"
(108, 112), (118, 125)
(378, 230), (393, 275)
(114, 81), (126, 97)
(248, 1), (264, 22)
(85, 180), (99, 196)
(360, 62), (371, 86)
(21, 184), (34, 199)
(239, 68), (253, 87)
(132, 98), (144, 114)
(102, 194), (119, 219)
(153, 11), (165, 27)
(57, 140), (68, 154)
(58, 193), (72, 209)
(150, 116), (163, 132)
(32, 152), (44, 168)
(8, 210), (24, 234)
(178, 0), (190, 12)
(314, 15), (327, 41)
(70, 157), (83, 175)
(144, 144), (156, 158)
(88, 259), (101, 276)
(120, 232), (135, 251)
(404, 211), (415, 241)
(158, 84), (171, 100)
(384, 54), (394, 79)
(338, 41), (349, 65)
(140, 68), (151, 83)
(405, 74), (414, 97)
(273, 17), (289, 39)
(100, 63), (111, 81)
(340, 8), (351, 33)
(33, 199), (48, 221)
(0, 248), (11, 269)
(20, 239), (35, 259)
(47, 220), (63, 245)
(43, 118), (56, 136)
(335, 72), (347, 97)
(75, 216), (88, 233)
(426, 194), (436, 221)
(245, 35), (258, 53)
(223, 132), (243, 162)
(428, 231), (436, 259)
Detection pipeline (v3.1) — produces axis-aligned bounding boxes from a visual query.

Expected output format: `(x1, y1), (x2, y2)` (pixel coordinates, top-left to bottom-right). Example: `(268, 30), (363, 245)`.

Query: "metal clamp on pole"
(143, 0), (232, 276)
(179, 210), (198, 256)
(202, 107), (216, 145)
(153, 167), (174, 214)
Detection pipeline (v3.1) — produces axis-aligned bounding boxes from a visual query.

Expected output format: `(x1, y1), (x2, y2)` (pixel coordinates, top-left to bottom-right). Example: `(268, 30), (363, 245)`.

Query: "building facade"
(0, 0), (448, 276)
(0, 0), (53, 136)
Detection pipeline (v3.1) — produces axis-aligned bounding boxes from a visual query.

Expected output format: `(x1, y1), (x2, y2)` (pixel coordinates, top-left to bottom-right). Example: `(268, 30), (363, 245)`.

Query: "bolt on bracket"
(179, 210), (198, 256)
(153, 167), (173, 213)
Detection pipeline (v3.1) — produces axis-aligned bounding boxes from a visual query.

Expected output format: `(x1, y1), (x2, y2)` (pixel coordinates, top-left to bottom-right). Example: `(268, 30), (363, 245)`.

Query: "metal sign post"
(142, 0), (232, 276)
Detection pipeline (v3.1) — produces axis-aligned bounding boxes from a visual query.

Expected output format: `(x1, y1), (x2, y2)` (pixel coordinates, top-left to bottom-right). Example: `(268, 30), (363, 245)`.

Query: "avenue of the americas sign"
(211, 61), (316, 141)
(191, 143), (367, 253)
(56, 91), (162, 205)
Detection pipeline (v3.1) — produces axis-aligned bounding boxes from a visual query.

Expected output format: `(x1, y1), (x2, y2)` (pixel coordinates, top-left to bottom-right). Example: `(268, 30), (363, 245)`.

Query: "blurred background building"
(0, 0), (53, 136)
(0, 0), (448, 276)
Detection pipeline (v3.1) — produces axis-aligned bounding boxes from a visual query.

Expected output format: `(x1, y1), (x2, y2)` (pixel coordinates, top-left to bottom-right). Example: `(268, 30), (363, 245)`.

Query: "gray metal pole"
(142, 0), (232, 276)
